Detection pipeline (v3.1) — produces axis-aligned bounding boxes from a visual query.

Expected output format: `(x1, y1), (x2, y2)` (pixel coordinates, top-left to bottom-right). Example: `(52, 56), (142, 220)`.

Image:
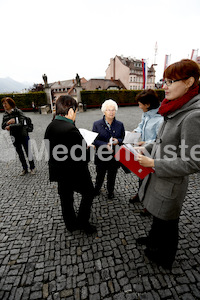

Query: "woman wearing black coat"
(1, 97), (35, 175)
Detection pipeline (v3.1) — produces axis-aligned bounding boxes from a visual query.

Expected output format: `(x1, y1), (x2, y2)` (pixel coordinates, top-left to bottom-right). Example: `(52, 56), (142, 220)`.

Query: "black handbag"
(24, 116), (34, 132)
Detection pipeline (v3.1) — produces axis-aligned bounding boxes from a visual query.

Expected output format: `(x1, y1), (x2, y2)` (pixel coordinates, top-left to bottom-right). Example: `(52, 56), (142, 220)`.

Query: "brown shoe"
(20, 169), (28, 176)
(129, 194), (139, 204)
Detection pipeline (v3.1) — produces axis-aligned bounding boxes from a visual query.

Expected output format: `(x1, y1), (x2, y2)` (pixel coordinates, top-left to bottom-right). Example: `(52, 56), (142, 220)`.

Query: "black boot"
(129, 194), (139, 204)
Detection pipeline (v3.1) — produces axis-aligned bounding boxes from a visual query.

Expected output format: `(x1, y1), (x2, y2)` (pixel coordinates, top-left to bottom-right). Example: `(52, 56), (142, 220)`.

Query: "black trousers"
(95, 161), (119, 194)
(13, 136), (35, 171)
(147, 216), (179, 265)
(57, 169), (94, 229)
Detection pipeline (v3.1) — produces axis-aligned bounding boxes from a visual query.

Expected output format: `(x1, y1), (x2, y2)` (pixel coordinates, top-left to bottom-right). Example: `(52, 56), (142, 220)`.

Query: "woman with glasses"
(92, 99), (125, 199)
(136, 59), (200, 269)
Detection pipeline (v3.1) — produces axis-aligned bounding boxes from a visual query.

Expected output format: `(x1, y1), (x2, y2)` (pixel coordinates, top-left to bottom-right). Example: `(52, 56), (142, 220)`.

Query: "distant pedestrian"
(92, 99), (125, 199)
(32, 101), (37, 112)
(1, 97), (36, 176)
(136, 59), (200, 269)
(44, 95), (96, 234)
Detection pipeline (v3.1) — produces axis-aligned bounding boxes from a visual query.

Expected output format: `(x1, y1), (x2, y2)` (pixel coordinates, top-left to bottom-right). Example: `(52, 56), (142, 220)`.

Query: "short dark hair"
(1, 97), (16, 108)
(56, 95), (78, 116)
(136, 89), (160, 110)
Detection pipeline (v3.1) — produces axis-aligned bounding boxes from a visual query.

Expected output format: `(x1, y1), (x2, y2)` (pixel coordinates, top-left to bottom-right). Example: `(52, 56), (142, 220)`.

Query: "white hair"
(101, 99), (118, 114)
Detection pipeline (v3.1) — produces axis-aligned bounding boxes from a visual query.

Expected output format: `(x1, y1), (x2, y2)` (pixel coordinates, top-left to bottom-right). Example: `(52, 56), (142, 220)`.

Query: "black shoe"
(129, 194), (139, 204)
(136, 236), (149, 246)
(78, 223), (97, 234)
(66, 225), (78, 233)
(108, 192), (114, 199)
(159, 261), (173, 270)
(94, 189), (100, 196)
(144, 248), (173, 270)
(139, 208), (151, 217)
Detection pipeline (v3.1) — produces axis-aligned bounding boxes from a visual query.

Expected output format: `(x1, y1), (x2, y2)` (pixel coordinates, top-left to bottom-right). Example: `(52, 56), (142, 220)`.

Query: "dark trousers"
(95, 162), (119, 194)
(13, 136), (35, 171)
(57, 170), (94, 229)
(147, 216), (179, 265)
(138, 178), (143, 189)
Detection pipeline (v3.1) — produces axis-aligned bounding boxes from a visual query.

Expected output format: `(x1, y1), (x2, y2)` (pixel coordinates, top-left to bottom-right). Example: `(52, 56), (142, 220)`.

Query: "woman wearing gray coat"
(136, 59), (200, 269)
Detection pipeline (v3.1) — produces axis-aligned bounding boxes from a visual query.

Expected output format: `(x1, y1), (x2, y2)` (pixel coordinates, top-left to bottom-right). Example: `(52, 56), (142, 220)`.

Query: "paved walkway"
(0, 107), (200, 300)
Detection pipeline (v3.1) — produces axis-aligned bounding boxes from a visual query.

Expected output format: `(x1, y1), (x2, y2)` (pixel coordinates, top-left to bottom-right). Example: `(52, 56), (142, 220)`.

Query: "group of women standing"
(92, 59), (200, 270)
(1, 58), (200, 270)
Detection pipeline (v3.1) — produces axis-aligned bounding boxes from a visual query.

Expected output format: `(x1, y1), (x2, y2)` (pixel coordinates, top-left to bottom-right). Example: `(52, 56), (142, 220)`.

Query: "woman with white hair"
(92, 99), (125, 199)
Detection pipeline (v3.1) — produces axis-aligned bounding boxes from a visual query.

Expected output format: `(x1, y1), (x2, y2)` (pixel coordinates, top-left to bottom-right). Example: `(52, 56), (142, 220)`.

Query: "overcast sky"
(0, 0), (199, 85)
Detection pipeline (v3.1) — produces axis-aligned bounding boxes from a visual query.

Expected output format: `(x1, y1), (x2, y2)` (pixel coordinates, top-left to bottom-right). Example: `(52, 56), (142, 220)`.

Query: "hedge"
(80, 89), (165, 108)
(0, 92), (47, 111)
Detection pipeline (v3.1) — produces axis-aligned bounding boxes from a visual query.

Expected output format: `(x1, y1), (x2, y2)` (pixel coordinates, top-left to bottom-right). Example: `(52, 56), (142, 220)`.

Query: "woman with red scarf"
(136, 59), (200, 269)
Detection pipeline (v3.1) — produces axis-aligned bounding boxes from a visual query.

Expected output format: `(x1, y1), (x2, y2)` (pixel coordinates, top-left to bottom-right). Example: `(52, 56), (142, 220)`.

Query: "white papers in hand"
(79, 128), (98, 146)
(125, 143), (140, 156)
(123, 131), (141, 144)
(109, 137), (113, 150)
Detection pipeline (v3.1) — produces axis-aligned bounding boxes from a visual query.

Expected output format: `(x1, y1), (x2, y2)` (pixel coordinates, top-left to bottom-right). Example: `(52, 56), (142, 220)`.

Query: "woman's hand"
(137, 141), (145, 146)
(137, 154), (155, 168)
(88, 144), (95, 149)
(7, 118), (15, 125)
(107, 144), (113, 152)
(5, 126), (10, 131)
(112, 138), (119, 145)
(133, 146), (145, 154)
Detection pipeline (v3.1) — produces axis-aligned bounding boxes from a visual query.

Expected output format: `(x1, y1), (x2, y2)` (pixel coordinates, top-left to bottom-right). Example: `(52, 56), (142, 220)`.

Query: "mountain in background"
(0, 77), (33, 93)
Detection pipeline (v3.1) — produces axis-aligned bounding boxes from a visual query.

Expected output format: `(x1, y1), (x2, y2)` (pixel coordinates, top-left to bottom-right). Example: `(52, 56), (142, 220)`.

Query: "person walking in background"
(136, 59), (200, 269)
(44, 95), (96, 234)
(1, 97), (36, 175)
(32, 101), (37, 113)
(129, 89), (163, 216)
(92, 99), (125, 199)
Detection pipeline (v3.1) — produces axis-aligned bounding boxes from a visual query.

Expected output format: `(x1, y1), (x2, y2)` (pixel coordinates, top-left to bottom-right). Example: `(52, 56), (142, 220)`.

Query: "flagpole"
(142, 59), (146, 89)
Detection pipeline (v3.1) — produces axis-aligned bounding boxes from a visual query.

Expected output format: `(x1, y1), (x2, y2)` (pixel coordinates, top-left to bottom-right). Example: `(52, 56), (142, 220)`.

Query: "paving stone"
(0, 109), (200, 299)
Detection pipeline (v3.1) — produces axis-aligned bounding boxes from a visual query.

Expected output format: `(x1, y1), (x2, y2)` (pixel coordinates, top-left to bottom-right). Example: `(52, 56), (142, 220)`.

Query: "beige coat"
(139, 94), (200, 220)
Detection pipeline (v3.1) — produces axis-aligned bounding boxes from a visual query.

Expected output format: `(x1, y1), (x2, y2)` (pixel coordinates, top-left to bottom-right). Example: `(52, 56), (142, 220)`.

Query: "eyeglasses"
(106, 109), (116, 112)
(163, 78), (189, 86)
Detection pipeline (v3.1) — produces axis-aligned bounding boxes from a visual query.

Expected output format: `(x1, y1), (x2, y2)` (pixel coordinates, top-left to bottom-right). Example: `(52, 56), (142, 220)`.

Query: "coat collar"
(103, 115), (116, 126)
(166, 94), (200, 119)
(143, 108), (159, 118)
(55, 115), (74, 124)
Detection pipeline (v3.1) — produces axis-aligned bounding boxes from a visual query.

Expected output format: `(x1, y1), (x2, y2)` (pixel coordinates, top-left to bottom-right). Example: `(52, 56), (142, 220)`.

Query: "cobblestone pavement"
(0, 107), (200, 300)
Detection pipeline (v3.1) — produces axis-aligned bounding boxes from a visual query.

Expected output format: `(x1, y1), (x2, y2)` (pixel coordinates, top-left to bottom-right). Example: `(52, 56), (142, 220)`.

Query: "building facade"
(50, 78), (87, 101)
(51, 77), (126, 101)
(81, 78), (125, 91)
(106, 55), (156, 90)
